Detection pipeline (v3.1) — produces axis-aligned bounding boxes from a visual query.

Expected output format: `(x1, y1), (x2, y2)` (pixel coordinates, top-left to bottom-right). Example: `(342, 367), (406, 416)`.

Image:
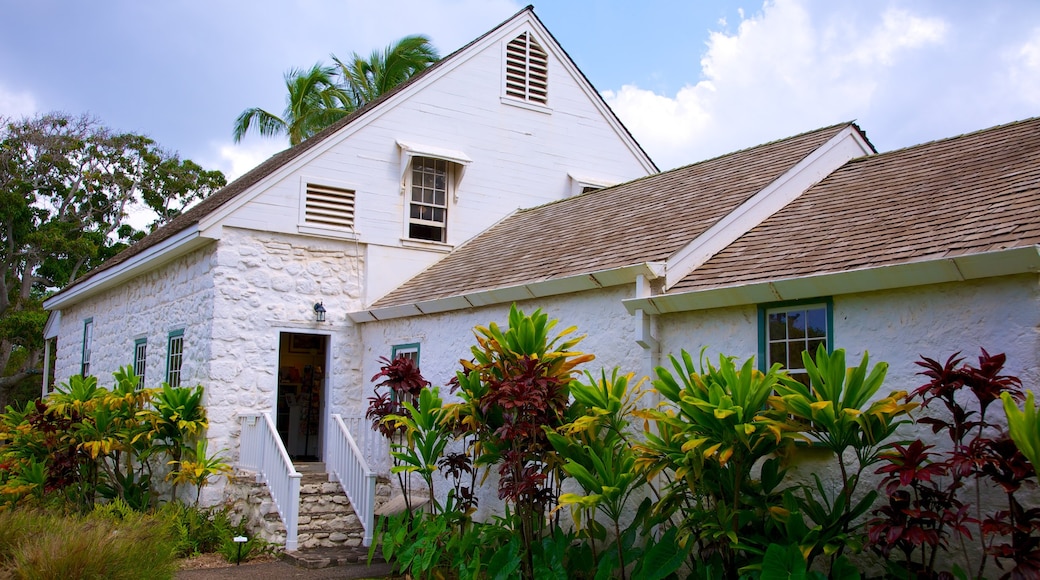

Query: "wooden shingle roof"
(371, 123), (855, 309)
(671, 117), (1040, 293)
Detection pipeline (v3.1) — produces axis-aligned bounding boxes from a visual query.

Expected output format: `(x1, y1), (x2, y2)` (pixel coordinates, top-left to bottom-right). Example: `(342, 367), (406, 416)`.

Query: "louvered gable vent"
(305, 183), (355, 229)
(505, 31), (548, 105)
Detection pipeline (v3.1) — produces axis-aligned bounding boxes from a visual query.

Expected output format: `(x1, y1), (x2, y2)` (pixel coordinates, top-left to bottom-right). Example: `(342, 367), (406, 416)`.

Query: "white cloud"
(1007, 27), (1040, 105)
(851, 9), (947, 66)
(0, 84), (37, 119)
(603, 0), (950, 169)
(207, 140), (287, 183)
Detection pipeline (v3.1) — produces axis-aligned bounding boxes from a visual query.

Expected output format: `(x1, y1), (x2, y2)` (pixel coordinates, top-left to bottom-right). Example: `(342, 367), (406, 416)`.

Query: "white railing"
(329, 414), (378, 546)
(238, 412), (302, 551)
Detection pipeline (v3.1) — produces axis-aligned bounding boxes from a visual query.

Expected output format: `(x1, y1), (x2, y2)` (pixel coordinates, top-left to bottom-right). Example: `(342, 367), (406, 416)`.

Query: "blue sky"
(2, 0), (1038, 177)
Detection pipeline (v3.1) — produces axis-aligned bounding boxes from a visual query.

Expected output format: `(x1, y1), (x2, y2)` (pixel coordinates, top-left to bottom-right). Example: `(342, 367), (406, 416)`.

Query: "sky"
(2, 0), (1039, 179)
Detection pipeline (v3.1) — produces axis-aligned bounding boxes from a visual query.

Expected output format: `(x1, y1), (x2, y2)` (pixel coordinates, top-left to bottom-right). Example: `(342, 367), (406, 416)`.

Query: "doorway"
(277, 332), (328, 462)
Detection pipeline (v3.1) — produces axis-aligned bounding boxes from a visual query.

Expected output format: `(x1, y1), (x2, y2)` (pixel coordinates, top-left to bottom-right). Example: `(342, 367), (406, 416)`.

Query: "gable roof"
(361, 122), (860, 318)
(46, 5), (655, 310)
(671, 116), (1040, 294)
(621, 117), (1040, 315)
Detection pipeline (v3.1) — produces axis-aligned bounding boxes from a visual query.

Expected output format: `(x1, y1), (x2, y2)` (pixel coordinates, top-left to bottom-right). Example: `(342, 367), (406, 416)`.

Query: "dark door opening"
(277, 332), (327, 461)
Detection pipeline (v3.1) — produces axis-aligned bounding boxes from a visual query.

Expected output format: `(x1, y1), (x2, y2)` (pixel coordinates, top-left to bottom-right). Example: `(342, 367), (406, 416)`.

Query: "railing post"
(285, 472), (301, 551)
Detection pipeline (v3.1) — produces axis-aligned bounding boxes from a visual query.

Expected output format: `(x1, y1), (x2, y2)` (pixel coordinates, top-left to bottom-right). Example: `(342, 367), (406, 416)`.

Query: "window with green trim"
(759, 300), (832, 386)
(133, 338), (148, 386)
(81, 318), (93, 377)
(391, 343), (420, 366)
(166, 329), (184, 387)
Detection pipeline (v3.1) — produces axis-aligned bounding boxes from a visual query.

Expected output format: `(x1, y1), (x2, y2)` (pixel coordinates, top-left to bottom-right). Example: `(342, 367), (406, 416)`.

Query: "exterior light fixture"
(313, 302), (326, 323)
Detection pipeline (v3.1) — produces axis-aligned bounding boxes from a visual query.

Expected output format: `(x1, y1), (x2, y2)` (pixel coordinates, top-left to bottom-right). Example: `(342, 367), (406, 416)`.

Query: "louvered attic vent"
(505, 31), (548, 105)
(304, 183), (355, 229)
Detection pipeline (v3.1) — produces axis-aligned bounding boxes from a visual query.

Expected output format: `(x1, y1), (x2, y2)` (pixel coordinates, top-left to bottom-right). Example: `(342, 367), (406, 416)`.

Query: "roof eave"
(624, 246), (1040, 315)
(44, 225), (211, 311)
(350, 261), (666, 323)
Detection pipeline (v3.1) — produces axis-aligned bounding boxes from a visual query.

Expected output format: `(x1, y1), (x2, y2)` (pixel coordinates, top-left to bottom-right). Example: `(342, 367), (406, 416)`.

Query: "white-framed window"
(759, 300), (831, 386)
(133, 338), (148, 386)
(166, 329), (184, 387)
(504, 31), (548, 106)
(81, 318), (93, 377)
(407, 157), (451, 243)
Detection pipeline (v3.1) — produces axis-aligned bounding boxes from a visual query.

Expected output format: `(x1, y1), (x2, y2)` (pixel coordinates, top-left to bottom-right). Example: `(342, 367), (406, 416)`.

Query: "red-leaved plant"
(366, 355), (429, 438)
(868, 349), (1036, 579)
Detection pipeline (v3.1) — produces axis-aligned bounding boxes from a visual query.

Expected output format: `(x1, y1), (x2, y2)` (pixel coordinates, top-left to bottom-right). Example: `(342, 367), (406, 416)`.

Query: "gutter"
(43, 225), (211, 310)
(349, 262), (666, 323)
(623, 246), (1040, 315)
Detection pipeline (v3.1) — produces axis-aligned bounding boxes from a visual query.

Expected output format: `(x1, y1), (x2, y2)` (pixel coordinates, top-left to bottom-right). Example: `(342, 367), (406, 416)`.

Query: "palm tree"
(333, 34), (440, 110)
(233, 64), (350, 146)
(233, 35), (439, 146)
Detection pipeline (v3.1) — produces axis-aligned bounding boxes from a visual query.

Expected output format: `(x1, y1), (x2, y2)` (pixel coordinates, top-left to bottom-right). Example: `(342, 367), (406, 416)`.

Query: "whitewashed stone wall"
(660, 274), (1040, 397)
(52, 245), (217, 394)
(205, 227), (368, 495)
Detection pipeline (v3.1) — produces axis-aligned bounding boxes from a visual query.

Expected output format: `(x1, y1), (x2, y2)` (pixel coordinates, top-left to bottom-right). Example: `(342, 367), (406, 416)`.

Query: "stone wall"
(52, 245), (217, 393)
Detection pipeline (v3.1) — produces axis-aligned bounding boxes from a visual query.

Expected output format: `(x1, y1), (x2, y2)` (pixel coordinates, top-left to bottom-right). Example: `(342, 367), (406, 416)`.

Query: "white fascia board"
(44, 225), (209, 310)
(624, 246), (1040, 315)
(350, 262), (665, 323)
(664, 126), (873, 290)
(42, 311), (61, 339)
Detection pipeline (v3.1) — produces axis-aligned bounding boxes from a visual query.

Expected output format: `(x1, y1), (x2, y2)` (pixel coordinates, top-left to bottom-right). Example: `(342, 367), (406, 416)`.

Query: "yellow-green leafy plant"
(769, 346), (915, 567)
(545, 369), (653, 579)
(1004, 391), (1040, 471)
(636, 350), (799, 579)
(167, 439), (232, 506)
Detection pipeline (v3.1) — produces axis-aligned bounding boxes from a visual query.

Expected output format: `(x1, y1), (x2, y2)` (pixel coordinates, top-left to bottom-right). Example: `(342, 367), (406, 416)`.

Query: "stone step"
(282, 545), (387, 570)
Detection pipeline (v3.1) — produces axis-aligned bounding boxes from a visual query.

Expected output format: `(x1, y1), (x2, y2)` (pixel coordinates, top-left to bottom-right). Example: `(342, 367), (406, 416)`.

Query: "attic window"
(304, 183), (355, 229)
(505, 31), (548, 105)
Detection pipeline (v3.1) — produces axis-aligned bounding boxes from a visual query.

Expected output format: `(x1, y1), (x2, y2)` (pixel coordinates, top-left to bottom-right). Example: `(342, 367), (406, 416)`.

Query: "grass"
(0, 503), (185, 579)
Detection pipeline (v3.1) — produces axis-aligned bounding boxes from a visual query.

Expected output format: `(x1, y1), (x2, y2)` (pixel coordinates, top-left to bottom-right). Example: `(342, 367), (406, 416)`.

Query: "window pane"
(788, 310), (806, 339)
(808, 339), (826, 360)
(789, 340), (807, 370)
(769, 342), (787, 368)
(768, 313), (786, 340)
(807, 308), (827, 338)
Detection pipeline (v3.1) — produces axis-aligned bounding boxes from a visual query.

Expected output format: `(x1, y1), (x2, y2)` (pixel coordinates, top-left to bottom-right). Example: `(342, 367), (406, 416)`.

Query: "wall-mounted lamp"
(313, 302), (326, 323)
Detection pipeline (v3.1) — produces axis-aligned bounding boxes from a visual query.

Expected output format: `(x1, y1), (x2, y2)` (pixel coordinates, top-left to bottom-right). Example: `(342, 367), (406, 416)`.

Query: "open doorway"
(277, 332), (328, 462)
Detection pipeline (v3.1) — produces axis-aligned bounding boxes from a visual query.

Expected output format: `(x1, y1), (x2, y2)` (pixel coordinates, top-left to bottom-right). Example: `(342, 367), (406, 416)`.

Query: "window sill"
(297, 224), (360, 240)
(500, 96), (552, 115)
(400, 238), (454, 253)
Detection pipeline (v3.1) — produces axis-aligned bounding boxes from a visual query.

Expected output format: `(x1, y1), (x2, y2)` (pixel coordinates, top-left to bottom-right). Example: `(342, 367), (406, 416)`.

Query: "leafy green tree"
(232, 64), (350, 146)
(0, 113), (226, 403)
(333, 34), (440, 110)
(233, 35), (439, 146)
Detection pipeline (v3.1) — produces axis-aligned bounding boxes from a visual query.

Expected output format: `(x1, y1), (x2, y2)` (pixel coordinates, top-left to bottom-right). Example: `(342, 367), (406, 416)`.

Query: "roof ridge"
(516, 121), (857, 214)
(867, 116), (1040, 159)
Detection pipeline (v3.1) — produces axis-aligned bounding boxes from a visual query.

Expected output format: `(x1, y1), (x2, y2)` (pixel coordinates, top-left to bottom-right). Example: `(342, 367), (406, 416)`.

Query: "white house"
(41, 3), (1040, 554)
(41, 6), (656, 549)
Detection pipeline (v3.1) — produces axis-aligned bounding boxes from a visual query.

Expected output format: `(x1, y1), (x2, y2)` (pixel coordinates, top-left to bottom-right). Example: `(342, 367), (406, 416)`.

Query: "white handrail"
(238, 412), (302, 551)
(330, 414), (377, 546)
